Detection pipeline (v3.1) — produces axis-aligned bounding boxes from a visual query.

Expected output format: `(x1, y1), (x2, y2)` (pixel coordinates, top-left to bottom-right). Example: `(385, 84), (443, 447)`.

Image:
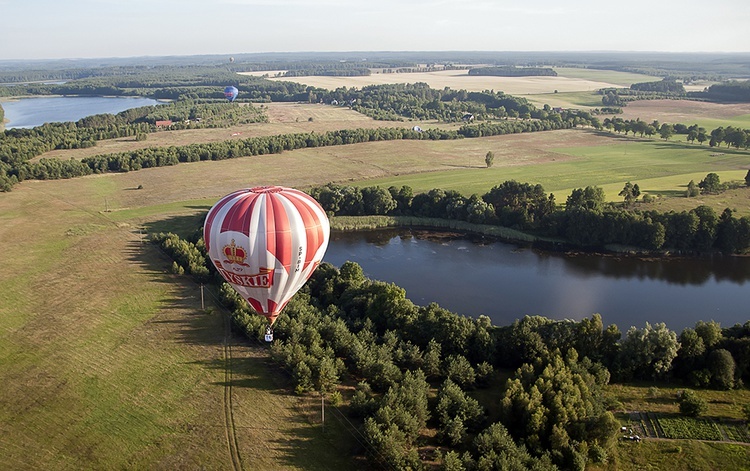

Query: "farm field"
(601, 384), (750, 470)
(249, 67), (654, 95)
(607, 100), (750, 131)
(31, 122), (750, 218)
(0, 176), (357, 470)
(344, 132), (750, 213)
(34, 102), (429, 162)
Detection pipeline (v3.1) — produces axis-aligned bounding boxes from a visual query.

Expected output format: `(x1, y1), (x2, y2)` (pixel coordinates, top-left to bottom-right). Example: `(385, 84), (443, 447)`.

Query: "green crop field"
(353, 133), (750, 214)
(551, 67), (661, 87)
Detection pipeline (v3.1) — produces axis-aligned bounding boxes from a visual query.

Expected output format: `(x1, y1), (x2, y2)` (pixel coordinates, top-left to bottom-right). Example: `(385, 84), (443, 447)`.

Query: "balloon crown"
(250, 186), (283, 194)
(223, 239), (247, 264)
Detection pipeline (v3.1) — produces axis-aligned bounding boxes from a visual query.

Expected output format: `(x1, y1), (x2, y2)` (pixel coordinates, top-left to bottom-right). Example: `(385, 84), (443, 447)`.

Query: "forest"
(152, 225), (750, 470)
(468, 67), (557, 77)
(601, 79), (750, 107)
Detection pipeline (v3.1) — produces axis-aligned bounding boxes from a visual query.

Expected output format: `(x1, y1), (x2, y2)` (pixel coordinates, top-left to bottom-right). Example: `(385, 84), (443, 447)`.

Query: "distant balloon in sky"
(224, 86), (238, 102)
(203, 186), (330, 326)
(229, 56), (235, 63)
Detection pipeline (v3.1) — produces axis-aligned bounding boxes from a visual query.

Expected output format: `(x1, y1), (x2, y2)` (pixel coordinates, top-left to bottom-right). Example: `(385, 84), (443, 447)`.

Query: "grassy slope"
(0, 178), (355, 470)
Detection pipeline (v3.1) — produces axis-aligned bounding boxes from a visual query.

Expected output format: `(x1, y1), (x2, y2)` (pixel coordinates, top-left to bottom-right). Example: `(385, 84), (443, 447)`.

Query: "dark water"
(2, 96), (163, 129)
(323, 229), (750, 333)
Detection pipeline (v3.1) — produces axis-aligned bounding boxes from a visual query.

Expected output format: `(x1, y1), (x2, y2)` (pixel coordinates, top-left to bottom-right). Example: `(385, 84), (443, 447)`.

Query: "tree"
(361, 186), (397, 215)
(698, 173), (722, 194)
(436, 379), (485, 445)
(483, 180), (555, 229)
(691, 205), (719, 250)
(485, 150), (495, 168)
(746, 170), (750, 187)
(422, 338), (442, 378)
(316, 356), (340, 393)
(465, 194), (495, 224)
(566, 186), (606, 212)
(619, 181), (639, 207)
(697, 130), (708, 145)
(687, 129), (698, 143)
(686, 180), (700, 197)
(445, 355), (476, 388)
(679, 390), (707, 417)
(695, 320), (723, 348)
(472, 422), (557, 471)
(618, 322), (679, 380)
(717, 208), (741, 253)
(659, 123), (674, 140)
(708, 349), (736, 389)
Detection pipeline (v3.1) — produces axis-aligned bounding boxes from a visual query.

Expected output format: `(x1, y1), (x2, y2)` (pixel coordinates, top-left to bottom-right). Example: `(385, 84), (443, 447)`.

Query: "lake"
(323, 229), (750, 333)
(1, 96), (163, 129)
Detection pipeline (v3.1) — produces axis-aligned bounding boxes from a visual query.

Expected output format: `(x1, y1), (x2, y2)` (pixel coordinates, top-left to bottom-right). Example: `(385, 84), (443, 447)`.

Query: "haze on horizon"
(1, 0), (749, 61)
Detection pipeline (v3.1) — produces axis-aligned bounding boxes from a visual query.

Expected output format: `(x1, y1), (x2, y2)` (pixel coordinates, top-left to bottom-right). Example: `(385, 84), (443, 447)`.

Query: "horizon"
(2, 49), (749, 66)
(2, 0), (748, 61)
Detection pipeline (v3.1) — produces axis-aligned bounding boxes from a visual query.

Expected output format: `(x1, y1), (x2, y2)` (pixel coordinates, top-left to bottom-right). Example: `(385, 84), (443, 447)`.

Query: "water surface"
(2, 96), (163, 129)
(323, 229), (750, 332)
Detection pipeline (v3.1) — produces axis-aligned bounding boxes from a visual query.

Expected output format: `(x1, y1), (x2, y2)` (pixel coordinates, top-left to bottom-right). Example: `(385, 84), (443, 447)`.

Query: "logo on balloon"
(215, 266), (274, 289)
(222, 239), (250, 267)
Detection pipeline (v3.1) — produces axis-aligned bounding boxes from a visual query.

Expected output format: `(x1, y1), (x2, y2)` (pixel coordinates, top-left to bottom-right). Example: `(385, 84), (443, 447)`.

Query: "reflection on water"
(2, 96), (164, 129)
(559, 251), (748, 286)
(323, 228), (750, 333)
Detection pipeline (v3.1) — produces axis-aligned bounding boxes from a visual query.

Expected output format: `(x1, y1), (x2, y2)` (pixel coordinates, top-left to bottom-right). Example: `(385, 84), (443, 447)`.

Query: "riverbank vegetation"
(152, 227), (750, 470)
(309, 181), (750, 254)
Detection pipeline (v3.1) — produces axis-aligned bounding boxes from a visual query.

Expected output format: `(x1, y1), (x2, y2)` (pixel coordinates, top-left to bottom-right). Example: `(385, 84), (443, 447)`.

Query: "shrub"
(678, 390), (708, 417)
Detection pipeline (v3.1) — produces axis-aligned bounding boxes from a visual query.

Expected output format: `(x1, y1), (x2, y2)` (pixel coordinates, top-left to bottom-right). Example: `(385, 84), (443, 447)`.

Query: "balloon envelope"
(204, 186), (330, 325)
(224, 86), (238, 102)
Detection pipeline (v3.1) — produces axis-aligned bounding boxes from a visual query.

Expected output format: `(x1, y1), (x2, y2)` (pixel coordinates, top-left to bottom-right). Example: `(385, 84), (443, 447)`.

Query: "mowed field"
(4, 85), (750, 469)
(0, 177), (357, 469)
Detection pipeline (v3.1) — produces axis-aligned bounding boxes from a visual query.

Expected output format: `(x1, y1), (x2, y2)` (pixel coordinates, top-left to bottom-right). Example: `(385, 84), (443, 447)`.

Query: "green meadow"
(355, 136), (750, 210)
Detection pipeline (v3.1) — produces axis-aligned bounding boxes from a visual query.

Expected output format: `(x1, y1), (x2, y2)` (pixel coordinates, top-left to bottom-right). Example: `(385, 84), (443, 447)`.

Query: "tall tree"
(659, 123), (674, 140)
(619, 181), (638, 207)
(699, 173), (722, 194)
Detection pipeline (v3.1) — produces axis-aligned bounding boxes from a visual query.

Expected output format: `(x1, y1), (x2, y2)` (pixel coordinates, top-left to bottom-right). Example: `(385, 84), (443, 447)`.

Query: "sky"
(1, 0), (749, 60)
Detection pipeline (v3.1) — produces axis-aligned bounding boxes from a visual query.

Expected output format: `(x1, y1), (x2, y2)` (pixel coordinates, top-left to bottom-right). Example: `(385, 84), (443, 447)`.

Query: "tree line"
(151, 228), (750, 470)
(0, 100), (267, 190)
(314, 83), (541, 122)
(468, 66), (557, 77)
(600, 79), (750, 107)
(601, 117), (750, 148)
(1, 111), (591, 192)
(309, 181), (750, 254)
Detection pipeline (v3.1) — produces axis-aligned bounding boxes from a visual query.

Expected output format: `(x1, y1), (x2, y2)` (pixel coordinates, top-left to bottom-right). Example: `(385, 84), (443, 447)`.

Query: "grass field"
(4, 93), (750, 469)
(611, 100), (750, 131)
(0, 180), (357, 470)
(599, 383), (750, 470)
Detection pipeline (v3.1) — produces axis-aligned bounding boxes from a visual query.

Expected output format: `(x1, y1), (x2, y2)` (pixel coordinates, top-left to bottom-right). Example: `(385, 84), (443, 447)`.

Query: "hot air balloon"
(204, 186), (330, 338)
(224, 86), (239, 102)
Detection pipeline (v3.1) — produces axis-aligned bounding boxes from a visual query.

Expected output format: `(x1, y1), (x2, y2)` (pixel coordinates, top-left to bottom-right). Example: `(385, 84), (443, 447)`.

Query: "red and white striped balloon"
(204, 186), (330, 325)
